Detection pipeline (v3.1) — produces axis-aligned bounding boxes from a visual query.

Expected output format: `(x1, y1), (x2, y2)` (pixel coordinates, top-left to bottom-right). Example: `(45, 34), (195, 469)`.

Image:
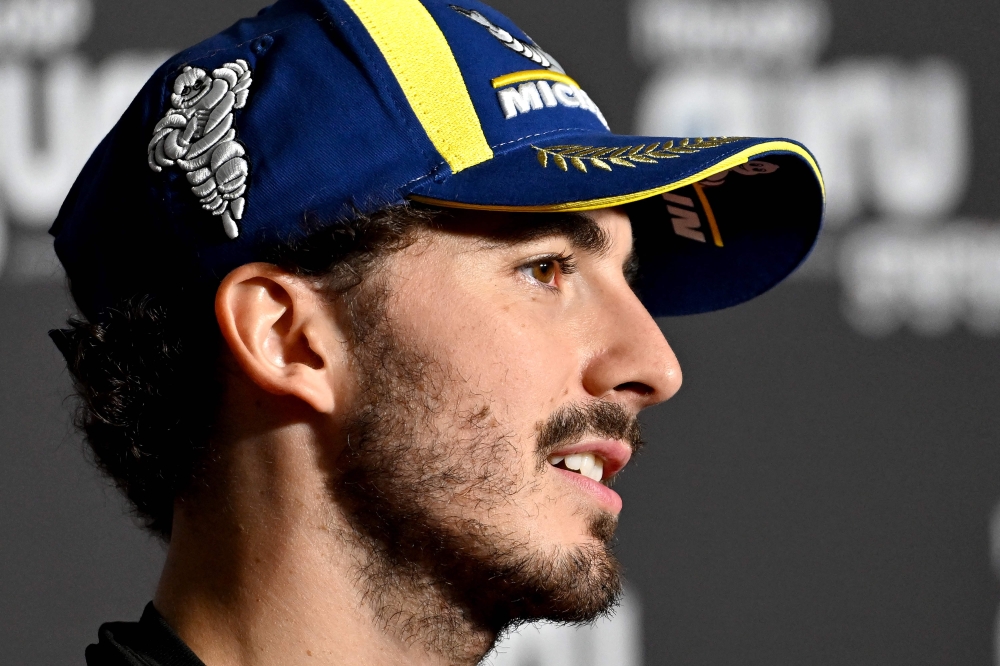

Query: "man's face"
(332, 207), (681, 646)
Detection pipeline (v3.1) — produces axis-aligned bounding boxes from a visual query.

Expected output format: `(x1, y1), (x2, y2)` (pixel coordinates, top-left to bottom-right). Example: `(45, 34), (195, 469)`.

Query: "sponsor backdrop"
(1, 0), (998, 664)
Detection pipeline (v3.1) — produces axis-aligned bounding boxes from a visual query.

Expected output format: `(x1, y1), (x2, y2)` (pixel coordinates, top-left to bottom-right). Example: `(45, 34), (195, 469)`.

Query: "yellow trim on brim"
(410, 141), (825, 212)
(492, 70), (580, 89)
(342, 0), (493, 173)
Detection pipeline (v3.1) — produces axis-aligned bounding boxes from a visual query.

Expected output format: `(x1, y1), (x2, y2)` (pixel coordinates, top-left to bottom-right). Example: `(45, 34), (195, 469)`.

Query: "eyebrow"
(475, 212), (614, 257)
(487, 212), (639, 286)
(436, 209), (639, 285)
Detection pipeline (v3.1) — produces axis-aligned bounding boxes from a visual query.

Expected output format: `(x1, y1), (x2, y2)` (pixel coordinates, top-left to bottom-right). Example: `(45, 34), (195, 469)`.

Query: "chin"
(588, 510), (619, 544)
(539, 509), (618, 551)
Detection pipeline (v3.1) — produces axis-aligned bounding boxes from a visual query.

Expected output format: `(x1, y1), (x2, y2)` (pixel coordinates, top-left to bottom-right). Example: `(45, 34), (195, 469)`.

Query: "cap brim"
(410, 133), (825, 317)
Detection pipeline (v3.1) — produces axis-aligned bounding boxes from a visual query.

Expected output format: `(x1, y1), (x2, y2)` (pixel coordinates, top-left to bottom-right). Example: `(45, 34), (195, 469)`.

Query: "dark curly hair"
(51, 205), (440, 539)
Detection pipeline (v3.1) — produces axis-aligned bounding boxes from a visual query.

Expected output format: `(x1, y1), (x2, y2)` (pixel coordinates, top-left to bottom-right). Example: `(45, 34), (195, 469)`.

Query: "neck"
(154, 424), (493, 666)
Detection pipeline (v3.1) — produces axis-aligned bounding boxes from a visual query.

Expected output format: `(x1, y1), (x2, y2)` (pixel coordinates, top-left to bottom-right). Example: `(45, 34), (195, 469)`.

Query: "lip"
(552, 467), (624, 514)
(545, 439), (632, 515)
(547, 439), (633, 479)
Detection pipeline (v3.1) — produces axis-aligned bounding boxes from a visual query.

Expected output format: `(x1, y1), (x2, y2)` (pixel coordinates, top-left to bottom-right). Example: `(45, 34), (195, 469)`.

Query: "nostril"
(615, 381), (654, 395)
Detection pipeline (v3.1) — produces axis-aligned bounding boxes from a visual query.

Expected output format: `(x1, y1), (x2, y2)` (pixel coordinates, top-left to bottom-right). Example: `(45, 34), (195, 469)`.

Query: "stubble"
(328, 280), (639, 665)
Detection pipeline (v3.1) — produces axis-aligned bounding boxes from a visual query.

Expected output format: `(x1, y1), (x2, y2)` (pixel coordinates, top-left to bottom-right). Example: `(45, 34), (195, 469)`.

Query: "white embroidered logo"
(449, 5), (564, 73)
(148, 59), (253, 240)
(496, 80), (609, 129)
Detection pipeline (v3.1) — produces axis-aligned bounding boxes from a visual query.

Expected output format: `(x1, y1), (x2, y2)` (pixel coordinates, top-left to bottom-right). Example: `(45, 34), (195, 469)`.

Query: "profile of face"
(331, 207), (681, 653)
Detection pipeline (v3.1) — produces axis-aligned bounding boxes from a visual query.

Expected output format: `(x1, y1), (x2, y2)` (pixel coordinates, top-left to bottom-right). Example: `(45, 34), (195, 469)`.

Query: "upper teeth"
(549, 452), (604, 482)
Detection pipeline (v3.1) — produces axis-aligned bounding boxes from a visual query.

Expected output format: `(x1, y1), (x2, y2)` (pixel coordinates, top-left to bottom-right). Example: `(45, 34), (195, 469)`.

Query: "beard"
(328, 287), (644, 664)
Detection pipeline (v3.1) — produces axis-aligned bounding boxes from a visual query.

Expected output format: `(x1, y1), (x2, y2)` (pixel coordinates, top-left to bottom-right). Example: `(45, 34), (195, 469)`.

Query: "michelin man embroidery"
(148, 60), (253, 240)
(450, 6), (564, 73)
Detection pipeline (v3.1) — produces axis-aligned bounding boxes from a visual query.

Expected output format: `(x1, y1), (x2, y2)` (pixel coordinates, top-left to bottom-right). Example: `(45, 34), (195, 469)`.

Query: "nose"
(580, 286), (682, 410)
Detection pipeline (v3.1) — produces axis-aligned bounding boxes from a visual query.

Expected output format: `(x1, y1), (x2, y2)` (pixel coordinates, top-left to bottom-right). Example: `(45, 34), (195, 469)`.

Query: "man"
(49, 0), (824, 664)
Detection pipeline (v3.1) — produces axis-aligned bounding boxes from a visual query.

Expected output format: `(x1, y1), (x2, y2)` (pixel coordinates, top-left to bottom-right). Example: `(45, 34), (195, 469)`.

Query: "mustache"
(536, 402), (645, 459)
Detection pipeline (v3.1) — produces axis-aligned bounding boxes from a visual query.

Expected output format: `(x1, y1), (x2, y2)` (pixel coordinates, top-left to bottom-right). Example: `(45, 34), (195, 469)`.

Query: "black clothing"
(85, 603), (205, 666)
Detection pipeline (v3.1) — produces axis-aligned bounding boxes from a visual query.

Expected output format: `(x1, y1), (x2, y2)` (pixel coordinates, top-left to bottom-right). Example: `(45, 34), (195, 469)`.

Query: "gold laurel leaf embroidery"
(645, 147), (682, 159)
(532, 138), (744, 173)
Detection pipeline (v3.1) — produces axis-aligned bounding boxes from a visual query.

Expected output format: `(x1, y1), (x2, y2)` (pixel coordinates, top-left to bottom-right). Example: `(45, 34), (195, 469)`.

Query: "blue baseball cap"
(50, 0), (824, 322)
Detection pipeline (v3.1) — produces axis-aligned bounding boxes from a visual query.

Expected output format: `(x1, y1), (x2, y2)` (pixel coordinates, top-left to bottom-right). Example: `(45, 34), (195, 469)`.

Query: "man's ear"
(215, 263), (345, 414)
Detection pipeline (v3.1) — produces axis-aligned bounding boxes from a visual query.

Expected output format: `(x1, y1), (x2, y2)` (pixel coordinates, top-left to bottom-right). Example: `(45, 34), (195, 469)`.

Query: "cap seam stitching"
(491, 128), (605, 152)
(178, 15), (307, 64)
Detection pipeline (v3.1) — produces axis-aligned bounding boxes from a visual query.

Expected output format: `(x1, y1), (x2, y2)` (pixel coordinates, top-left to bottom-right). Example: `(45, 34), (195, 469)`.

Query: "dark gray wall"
(2, 0), (999, 664)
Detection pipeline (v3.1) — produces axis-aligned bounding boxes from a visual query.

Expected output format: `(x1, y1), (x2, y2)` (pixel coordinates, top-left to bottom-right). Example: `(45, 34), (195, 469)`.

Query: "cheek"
(394, 272), (578, 435)
(453, 300), (577, 417)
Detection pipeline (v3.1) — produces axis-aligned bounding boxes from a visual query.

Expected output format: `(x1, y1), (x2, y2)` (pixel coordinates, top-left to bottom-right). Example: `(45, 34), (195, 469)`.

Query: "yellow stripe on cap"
(342, 0), (493, 173)
(492, 70), (580, 89)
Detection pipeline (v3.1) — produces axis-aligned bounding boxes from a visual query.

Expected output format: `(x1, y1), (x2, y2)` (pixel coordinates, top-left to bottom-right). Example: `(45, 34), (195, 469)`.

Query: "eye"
(529, 260), (557, 284)
(518, 254), (576, 288)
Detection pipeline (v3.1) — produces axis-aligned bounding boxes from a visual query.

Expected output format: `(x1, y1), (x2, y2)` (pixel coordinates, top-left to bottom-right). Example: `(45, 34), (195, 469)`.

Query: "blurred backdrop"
(1, 0), (999, 664)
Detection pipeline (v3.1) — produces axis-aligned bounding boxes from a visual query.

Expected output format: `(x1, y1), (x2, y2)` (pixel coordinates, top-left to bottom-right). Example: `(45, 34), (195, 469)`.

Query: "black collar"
(85, 603), (205, 666)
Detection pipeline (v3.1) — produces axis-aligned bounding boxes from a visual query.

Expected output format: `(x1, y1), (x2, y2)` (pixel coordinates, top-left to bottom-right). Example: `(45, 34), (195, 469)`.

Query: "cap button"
(252, 34), (274, 56)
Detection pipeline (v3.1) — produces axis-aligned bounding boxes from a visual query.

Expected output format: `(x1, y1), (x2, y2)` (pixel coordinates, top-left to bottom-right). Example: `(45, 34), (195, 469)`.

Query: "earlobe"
(215, 263), (341, 414)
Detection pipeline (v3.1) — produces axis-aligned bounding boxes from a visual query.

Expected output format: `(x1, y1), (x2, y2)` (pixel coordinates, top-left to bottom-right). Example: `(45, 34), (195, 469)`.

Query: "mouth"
(544, 440), (632, 514)
(545, 439), (632, 484)
(548, 453), (604, 482)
